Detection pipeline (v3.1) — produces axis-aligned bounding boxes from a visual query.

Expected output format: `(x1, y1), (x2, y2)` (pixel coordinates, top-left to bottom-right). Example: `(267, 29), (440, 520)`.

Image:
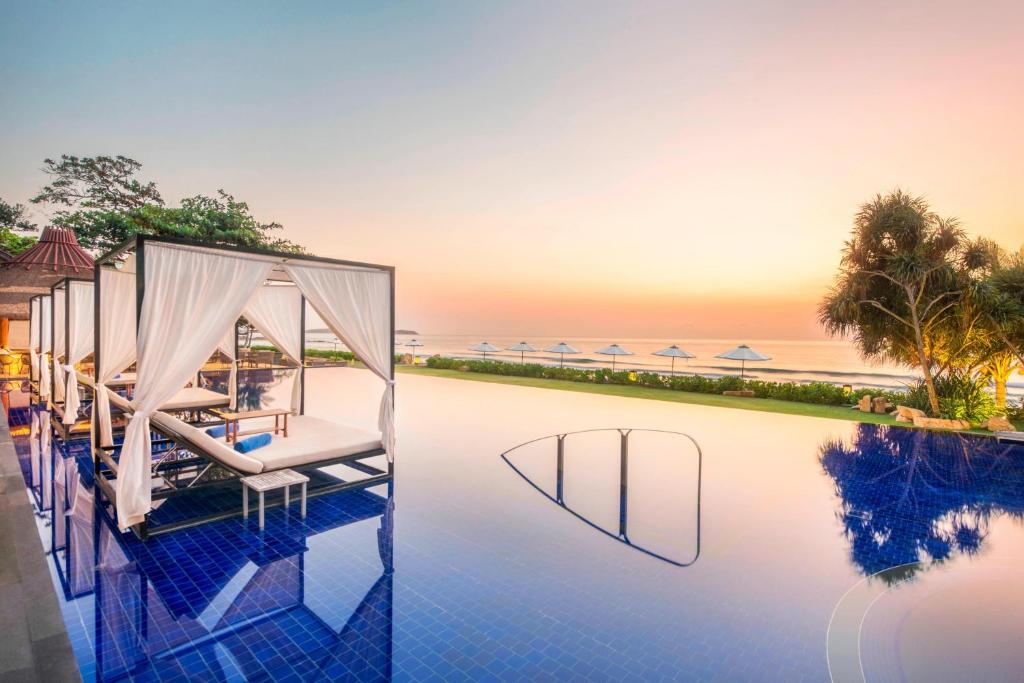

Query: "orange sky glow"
(2, 1), (1022, 339)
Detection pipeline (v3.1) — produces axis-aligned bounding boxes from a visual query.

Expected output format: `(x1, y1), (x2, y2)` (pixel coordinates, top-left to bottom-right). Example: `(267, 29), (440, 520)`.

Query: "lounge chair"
(77, 374), (230, 412)
(94, 403), (389, 538)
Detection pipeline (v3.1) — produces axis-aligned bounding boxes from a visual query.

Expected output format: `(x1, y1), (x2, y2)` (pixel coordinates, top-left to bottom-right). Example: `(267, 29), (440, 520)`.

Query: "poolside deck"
(0, 402), (80, 682)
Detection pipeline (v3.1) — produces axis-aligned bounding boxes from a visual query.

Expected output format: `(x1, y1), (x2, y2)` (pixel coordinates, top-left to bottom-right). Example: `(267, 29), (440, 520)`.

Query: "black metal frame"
(28, 293), (52, 398)
(48, 277), (93, 438)
(91, 234), (396, 539)
(501, 428), (703, 567)
(27, 294), (42, 389)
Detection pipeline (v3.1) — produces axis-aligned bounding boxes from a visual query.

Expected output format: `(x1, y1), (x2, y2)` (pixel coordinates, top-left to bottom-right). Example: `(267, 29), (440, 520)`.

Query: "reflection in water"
(40, 416), (395, 681)
(202, 367), (292, 412)
(502, 428), (701, 567)
(819, 424), (1024, 581)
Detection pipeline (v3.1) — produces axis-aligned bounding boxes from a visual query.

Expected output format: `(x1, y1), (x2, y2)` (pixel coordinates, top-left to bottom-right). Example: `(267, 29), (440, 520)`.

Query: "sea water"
(290, 332), (1023, 397)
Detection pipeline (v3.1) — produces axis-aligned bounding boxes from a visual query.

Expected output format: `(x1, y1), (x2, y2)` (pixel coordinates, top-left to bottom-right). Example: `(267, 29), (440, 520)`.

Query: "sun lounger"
(94, 405), (388, 538)
(77, 374), (230, 412)
(150, 411), (383, 475)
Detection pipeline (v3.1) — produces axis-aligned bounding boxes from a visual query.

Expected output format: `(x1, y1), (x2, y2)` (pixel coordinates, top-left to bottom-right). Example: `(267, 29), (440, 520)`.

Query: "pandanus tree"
(819, 190), (991, 415)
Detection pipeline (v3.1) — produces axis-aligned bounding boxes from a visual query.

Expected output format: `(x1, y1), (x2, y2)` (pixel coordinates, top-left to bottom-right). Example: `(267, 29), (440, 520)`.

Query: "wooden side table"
(241, 469), (310, 529)
(211, 407), (291, 444)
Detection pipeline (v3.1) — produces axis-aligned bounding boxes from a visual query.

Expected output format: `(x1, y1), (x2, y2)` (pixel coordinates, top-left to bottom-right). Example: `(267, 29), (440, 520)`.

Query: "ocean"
(292, 331), (1024, 398)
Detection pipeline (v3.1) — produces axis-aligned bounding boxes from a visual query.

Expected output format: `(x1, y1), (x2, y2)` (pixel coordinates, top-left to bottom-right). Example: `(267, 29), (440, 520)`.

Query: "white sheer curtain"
(116, 243), (273, 530)
(39, 295), (52, 399)
(285, 264), (394, 460)
(53, 289), (66, 402)
(29, 298), (40, 380)
(94, 270), (137, 447)
(63, 280), (95, 425)
(244, 284), (304, 414)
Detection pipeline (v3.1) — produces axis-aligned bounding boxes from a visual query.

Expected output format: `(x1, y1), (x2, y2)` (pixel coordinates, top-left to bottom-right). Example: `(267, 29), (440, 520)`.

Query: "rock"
(399, 353), (414, 365)
(894, 414), (911, 423)
(722, 390), (755, 397)
(457, 365), (470, 372)
(984, 415), (1016, 432)
(857, 395), (873, 412)
(896, 405), (927, 420)
(912, 416), (971, 431)
(872, 397), (890, 414)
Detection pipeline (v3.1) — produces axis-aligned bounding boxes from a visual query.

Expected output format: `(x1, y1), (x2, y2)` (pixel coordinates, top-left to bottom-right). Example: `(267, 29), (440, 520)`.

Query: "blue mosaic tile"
(4, 391), (1024, 681)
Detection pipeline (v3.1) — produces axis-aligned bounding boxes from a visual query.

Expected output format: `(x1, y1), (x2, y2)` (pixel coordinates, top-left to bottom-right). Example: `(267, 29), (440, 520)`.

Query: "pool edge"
(0, 406), (81, 683)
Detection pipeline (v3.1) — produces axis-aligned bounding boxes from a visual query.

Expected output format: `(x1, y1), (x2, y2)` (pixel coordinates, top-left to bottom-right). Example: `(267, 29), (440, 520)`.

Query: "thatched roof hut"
(0, 227), (94, 321)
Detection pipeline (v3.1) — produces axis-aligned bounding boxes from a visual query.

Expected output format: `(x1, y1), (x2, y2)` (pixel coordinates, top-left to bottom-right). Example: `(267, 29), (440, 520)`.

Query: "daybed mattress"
(159, 387), (230, 411)
(149, 413), (383, 475)
(76, 375), (229, 412)
(105, 373), (136, 387)
(236, 415), (383, 471)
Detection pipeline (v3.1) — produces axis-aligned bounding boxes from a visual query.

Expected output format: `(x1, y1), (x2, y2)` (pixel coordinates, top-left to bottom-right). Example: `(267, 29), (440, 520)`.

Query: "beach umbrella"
(544, 342), (580, 368)
(652, 345), (695, 376)
(469, 341), (501, 360)
(507, 341), (536, 364)
(715, 344), (771, 380)
(595, 343), (634, 371)
(406, 339), (424, 361)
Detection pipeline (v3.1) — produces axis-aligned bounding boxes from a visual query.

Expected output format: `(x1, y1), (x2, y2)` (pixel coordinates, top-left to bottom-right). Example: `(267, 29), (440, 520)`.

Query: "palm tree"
(819, 190), (991, 415)
(974, 245), (1024, 370)
(979, 351), (1021, 412)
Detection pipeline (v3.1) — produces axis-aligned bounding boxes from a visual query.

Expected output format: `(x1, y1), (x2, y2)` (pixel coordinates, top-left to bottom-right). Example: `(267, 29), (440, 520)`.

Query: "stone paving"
(0, 408), (79, 683)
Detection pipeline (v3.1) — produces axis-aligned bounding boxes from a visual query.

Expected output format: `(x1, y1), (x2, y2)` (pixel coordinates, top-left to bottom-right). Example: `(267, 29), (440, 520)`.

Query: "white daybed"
(92, 235), (395, 539)
(150, 411), (384, 474)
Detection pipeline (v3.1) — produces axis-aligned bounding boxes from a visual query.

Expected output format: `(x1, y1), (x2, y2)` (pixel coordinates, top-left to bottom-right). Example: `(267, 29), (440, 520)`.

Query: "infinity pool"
(9, 369), (1024, 681)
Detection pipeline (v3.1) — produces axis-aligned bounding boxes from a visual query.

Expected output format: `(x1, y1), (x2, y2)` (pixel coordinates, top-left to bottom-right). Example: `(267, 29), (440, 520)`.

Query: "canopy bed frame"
(91, 235), (395, 540)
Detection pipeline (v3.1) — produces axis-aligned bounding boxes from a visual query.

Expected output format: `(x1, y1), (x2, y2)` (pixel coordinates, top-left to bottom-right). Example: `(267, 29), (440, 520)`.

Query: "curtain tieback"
(127, 410), (152, 421)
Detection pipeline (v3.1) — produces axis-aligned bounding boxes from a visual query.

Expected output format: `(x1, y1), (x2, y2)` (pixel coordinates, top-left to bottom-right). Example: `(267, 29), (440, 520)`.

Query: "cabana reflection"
(92, 236), (396, 539)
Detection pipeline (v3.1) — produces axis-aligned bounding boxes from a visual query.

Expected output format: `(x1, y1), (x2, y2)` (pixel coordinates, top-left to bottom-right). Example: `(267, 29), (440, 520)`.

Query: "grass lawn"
(397, 366), (1019, 435)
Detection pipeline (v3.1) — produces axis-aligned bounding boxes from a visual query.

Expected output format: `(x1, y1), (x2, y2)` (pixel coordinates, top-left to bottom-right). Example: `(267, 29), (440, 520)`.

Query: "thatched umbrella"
(469, 341), (501, 360)
(0, 227), (93, 350)
(544, 342), (580, 368)
(506, 341), (536, 364)
(715, 344), (771, 380)
(405, 339), (424, 361)
(652, 345), (695, 375)
(595, 343), (634, 370)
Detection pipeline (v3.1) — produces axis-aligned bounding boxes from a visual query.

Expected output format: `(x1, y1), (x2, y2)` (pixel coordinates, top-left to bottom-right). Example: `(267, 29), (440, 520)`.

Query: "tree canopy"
(29, 154), (304, 254)
(0, 197), (38, 255)
(819, 190), (994, 415)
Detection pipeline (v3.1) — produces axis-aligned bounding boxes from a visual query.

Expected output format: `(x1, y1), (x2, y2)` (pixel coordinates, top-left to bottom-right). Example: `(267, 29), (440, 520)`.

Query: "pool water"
(8, 369), (1024, 681)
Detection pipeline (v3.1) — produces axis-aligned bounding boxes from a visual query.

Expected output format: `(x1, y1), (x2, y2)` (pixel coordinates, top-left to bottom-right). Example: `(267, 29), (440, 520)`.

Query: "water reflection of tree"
(201, 368), (286, 412)
(819, 424), (1024, 581)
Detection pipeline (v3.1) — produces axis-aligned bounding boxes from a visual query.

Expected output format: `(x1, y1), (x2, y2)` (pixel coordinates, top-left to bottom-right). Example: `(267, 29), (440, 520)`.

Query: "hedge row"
(424, 356), (908, 408)
(249, 345), (406, 364)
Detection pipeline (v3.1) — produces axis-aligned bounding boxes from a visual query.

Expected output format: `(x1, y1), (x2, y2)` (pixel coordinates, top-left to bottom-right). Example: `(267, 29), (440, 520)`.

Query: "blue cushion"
(205, 425), (227, 438)
(234, 433), (272, 454)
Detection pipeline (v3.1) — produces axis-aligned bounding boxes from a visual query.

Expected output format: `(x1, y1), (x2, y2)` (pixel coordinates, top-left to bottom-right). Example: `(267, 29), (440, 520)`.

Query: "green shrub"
(902, 381), (934, 414)
(423, 356), (909, 409)
(250, 344), (403, 364)
(933, 372), (997, 423)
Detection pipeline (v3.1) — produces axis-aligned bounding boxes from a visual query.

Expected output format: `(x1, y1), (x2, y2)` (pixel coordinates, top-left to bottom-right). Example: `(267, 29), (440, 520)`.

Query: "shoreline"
(396, 366), (1022, 436)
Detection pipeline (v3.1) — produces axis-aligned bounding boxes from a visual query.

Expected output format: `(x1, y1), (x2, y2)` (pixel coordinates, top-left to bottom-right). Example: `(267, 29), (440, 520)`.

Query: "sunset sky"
(2, 1), (1022, 339)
